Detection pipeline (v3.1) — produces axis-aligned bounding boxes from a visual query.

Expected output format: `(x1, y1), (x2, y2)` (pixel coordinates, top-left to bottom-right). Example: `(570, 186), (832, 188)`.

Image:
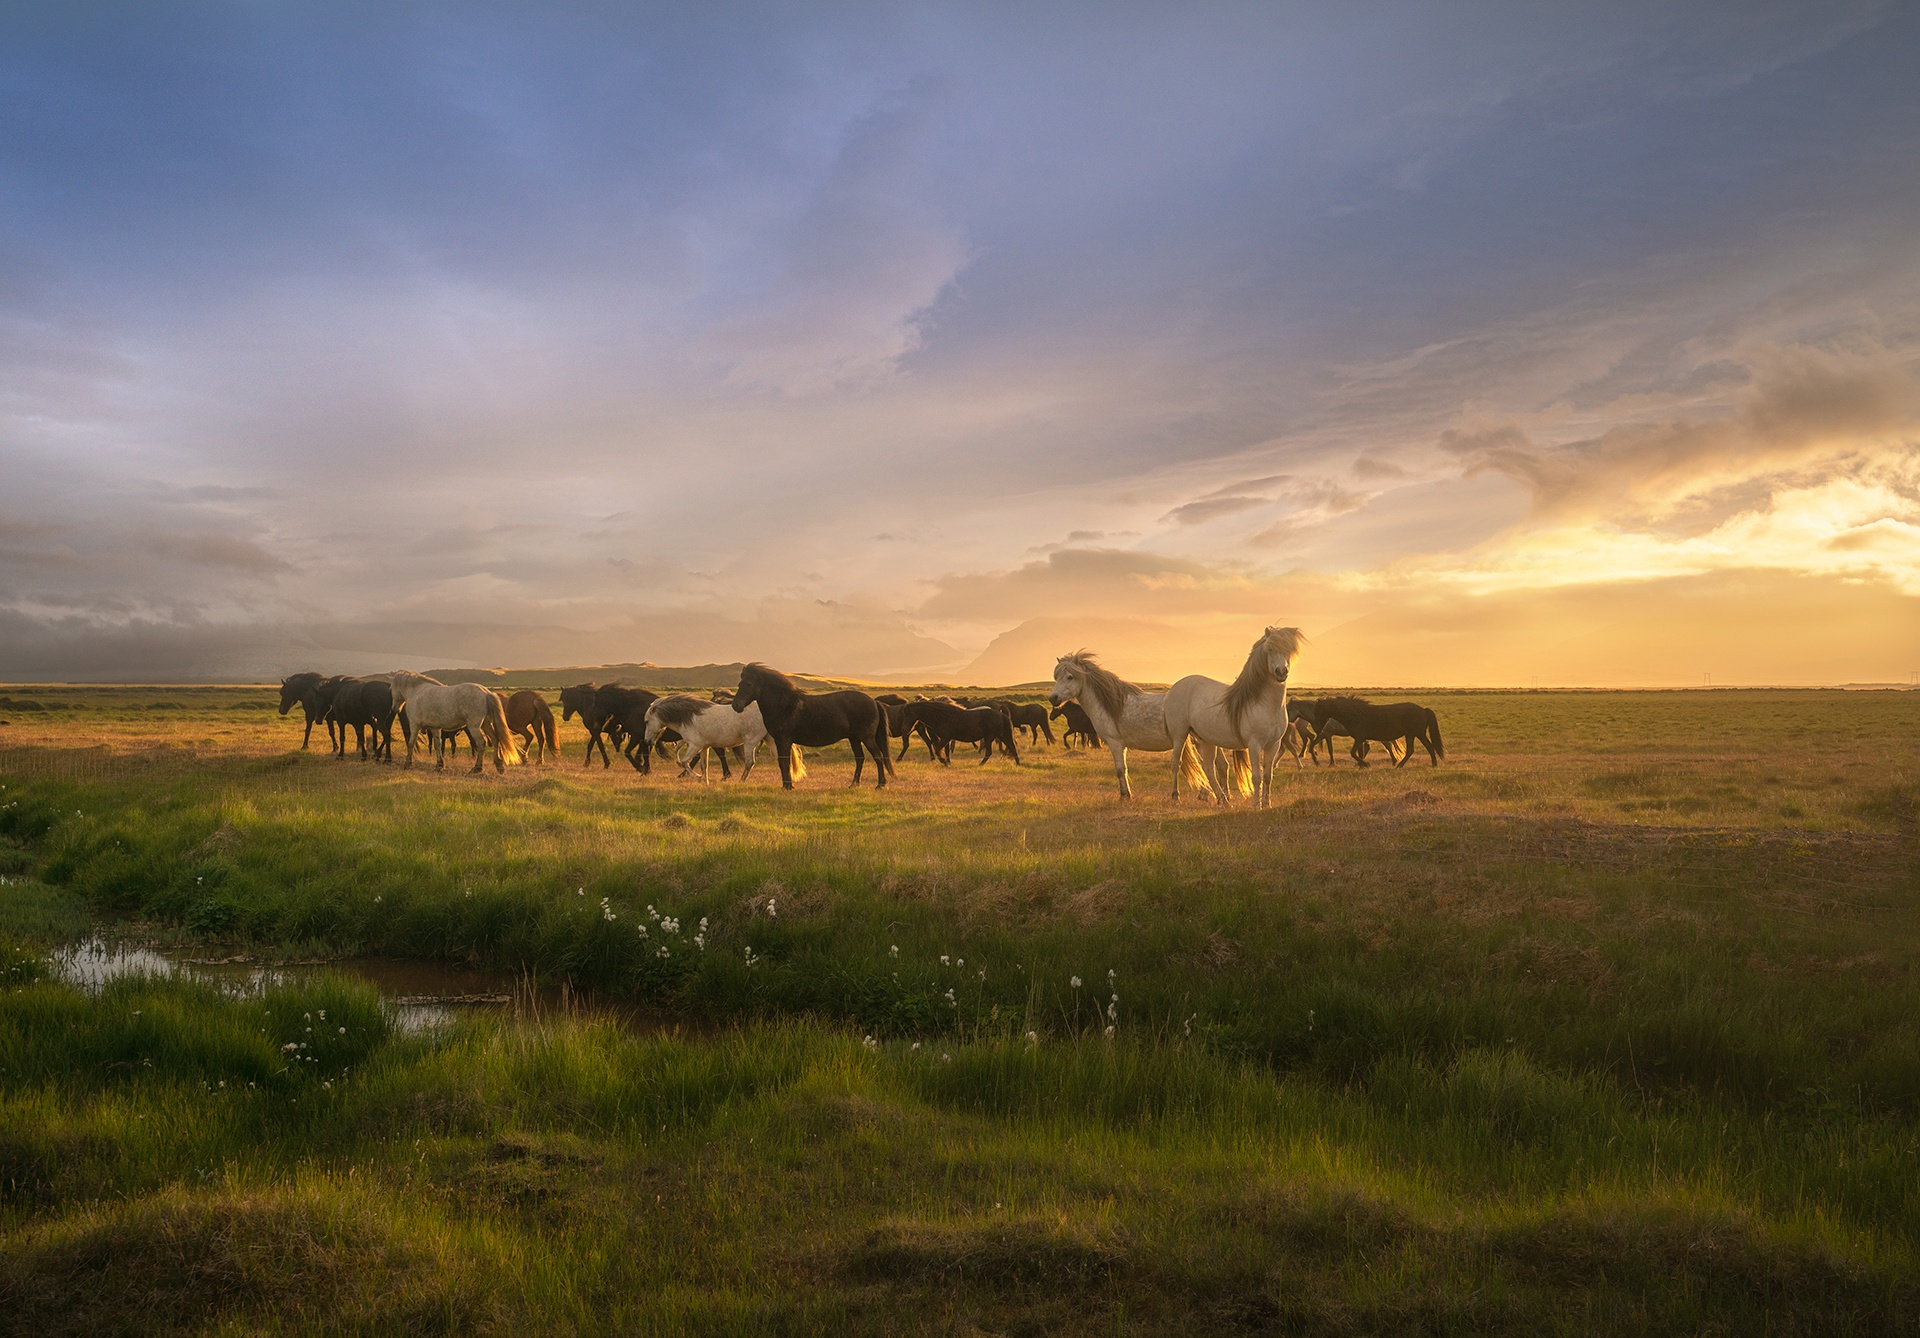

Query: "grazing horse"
(326, 678), (397, 762)
(962, 697), (1053, 746)
(387, 671), (519, 773)
(1050, 701), (1101, 750)
(900, 700), (1021, 765)
(730, 663), (891, 790)
(1047, 651), (1217, 802)
(1162, 626), (1306, 808)
(1312, 697), (1444, 768)
(278, 672), (329, 750)
(643, 694), (771, 782)
(497, 690), (559, 762)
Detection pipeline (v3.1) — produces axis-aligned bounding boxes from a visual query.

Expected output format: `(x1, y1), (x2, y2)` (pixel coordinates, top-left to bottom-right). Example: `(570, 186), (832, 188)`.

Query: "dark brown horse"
(875, 693), (941, 762)
(1310, 696), (1442, 767)
(901, 700), (1021, 766)
(731, 663), (891, 789)
(560, 683), (617, 768)
(278, 672), (328, 749)
(1050, 701), (1101, 750)
(497, 690), (559, 762)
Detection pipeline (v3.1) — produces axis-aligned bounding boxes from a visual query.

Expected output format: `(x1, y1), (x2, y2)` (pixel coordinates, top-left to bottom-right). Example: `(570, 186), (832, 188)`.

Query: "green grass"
(0, 686), (1917, 1331)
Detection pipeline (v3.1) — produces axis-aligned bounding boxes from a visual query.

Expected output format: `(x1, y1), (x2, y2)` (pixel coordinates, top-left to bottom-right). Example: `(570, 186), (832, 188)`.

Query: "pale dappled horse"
(1048, 651), (1218, 801)
(642, 694), (783, 783)
(1162, 626), (1306, 809)
(386, 671), (519, 773)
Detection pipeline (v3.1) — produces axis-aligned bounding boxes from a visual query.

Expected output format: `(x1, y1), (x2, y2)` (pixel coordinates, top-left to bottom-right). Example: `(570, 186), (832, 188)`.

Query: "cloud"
(147, 533), (290, 573)
(1352, 455), (1408, 480)
(1160, 495), (1270, 525)
(1441, 347), (1920, 524)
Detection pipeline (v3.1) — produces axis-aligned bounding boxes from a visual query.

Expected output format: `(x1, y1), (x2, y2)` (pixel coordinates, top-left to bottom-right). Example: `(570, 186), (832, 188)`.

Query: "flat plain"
(1, 684), (1917, 1335)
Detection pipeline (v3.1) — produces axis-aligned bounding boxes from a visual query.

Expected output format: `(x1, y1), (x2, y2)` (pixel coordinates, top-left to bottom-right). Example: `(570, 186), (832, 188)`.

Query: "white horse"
(386, 671), (519, 773)
(1048, 651), (1218, 801)
(642, 695), (785, 783)
(1162, 626), (1305, 809)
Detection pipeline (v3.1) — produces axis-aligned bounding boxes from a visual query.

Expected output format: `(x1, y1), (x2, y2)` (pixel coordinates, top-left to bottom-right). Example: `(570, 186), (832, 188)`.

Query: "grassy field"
(1, 684), (1917, 1333)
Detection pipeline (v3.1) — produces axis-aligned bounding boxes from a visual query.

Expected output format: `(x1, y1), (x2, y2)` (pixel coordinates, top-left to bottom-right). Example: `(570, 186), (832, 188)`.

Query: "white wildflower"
(1070, 976), (1081, 989)
(911, 1041), (921, 1051)
(765, 898), (777, 918)
(956, 958), (964, 969)
(862, 1034), (878, 1051)
(1104, 1025), (1115, 1038)
(941, 954), (950, 967)
(889, 944), (899, 958)
(1025, 1031), (1038, 1044)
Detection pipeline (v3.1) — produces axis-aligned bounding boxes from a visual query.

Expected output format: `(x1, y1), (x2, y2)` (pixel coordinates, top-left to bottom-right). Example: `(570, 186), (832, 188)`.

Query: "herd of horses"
(275, 629), (1443, 808)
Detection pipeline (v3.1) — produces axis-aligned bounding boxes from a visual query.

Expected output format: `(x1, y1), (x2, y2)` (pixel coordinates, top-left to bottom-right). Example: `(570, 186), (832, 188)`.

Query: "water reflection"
(48, 936), (511, 1034)
(45, 936), (703, 1038)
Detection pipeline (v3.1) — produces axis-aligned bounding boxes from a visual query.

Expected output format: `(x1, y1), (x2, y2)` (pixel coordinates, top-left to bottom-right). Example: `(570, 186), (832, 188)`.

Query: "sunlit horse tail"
(1217, 746), (1253, 799)
(483, 692), (522, 770)
(1176, 736), (1217, 800)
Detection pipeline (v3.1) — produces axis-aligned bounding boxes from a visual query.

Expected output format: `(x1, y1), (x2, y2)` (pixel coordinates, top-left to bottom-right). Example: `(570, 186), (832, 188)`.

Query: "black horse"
(1050, 701), (1101, 750)
(1291, 697), (1398, 766)
(1310, 696), (1443, 768)
(901, 700), (1021, 766)
(278, 671), (328, 749)
(731, 663), (891, 789)
(560, 683), (618, 768)
(326, 679), (397, 761)
(301, 676), (356, 753)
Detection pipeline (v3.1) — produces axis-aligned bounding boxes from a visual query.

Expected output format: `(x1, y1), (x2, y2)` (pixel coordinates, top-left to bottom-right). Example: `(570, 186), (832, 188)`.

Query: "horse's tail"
(484, 693), (521, 770)
(1426, 709), (1444, 759)
(540, 702), (559, 757)
(874, 703), (895, 777)
(1221, 747), (1253, 798)
(1177, 736), (1216, 799)
(787, 744), (807, 781)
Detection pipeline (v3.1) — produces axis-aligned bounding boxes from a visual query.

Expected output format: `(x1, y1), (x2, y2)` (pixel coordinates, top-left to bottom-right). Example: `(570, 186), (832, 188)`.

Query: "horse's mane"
(740, 662), (802, 701)
(649, 694), (709, 727)
(1224, 625), (1305, 726)
(1056, 650), (1138, 722)
(387, 670), (445, 688)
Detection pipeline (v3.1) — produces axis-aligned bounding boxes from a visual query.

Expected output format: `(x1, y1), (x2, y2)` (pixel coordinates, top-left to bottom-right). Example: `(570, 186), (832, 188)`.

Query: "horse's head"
(277, 678), (300, 716)
(1048, 656), (1083, 709)
(730, 665), (764, 713)
(559, 683), (595, 722)
(1262, 626), (1305, 685)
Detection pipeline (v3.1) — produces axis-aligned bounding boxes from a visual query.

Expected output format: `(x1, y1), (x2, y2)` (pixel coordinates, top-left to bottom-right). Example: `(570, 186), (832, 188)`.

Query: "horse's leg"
(468, 725), (484, 774)
(850, 736), (867, 786)
(1107, 741), (1132, 800)
(776, 738), (795, 790)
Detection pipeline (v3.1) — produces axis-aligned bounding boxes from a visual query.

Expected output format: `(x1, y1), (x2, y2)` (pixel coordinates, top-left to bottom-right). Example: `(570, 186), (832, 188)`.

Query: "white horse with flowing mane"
(1162, 626), (1305, 809)
(386, 671), (519, 773)
(1048, 651), (1219, 801)
(642, 694), (782, 783)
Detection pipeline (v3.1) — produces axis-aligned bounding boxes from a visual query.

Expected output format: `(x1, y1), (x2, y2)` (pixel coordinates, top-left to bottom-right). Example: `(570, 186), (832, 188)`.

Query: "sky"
(3, 1), (1918, 686)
